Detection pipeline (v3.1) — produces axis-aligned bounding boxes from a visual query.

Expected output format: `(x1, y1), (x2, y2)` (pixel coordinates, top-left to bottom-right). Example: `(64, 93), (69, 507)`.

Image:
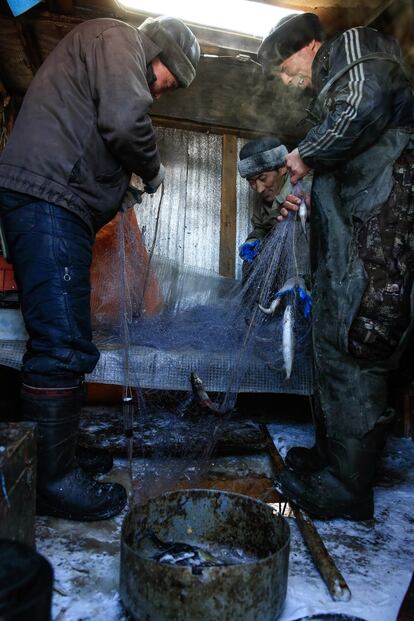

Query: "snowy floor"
(35, 423), (414, 621)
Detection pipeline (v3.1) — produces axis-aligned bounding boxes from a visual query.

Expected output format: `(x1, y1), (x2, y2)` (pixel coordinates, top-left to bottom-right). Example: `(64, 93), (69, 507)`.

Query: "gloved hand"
(144, 163), (165, 194)
(239, 239), (261, 263)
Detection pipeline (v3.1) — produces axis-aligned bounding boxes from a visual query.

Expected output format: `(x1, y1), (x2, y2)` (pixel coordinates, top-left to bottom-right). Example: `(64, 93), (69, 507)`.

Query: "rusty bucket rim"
(121, 487), (290, 570)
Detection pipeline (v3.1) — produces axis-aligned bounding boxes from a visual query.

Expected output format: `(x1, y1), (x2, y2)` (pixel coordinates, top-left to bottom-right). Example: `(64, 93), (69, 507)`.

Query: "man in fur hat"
(258, 13), (414, 520)
(0, 15), (199, 521)
(237, 135), (311, 281)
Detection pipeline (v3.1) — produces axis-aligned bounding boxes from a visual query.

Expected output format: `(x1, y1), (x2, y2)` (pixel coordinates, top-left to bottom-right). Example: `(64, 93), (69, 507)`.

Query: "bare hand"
(285, 148), (310, 184)
(277, 190), (311, 223)
(277, 194), (300, 222)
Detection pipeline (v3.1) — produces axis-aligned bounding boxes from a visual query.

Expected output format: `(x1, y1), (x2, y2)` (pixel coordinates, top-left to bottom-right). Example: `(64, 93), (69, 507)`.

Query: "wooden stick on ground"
(260, 424), (352, 602)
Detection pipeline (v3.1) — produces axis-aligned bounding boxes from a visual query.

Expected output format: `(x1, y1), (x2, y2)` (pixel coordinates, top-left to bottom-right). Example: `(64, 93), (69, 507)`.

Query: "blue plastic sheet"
(6, 0), (41, 17)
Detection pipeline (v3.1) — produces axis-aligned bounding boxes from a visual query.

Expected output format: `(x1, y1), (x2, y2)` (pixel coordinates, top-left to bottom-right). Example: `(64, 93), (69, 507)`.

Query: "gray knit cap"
(139, 16), (200, 88)
(238, 137), (288, 179)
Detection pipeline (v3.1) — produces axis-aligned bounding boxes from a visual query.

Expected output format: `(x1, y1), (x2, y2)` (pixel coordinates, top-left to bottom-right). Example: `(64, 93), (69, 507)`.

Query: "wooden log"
(0, 422), (37, 548)
(260, 424), (352, 603)
(78, 405), (267, 456)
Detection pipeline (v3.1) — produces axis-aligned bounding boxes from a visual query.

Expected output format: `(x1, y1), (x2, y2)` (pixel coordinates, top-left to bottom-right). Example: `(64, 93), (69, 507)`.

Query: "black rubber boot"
(274, 419), (391, 521)
(0, 367), (112, 475)
(285, 444), (327, 473)
(21, 383), (127, 521)
(285, 398), (328, 474)
(76, 446), (113, 476)
(0, 365), (21, 421)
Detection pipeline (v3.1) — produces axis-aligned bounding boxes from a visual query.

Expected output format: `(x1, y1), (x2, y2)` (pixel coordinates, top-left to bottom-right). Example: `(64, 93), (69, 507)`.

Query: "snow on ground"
(269, 423), (414, 621)
(36, 423), (414, 621)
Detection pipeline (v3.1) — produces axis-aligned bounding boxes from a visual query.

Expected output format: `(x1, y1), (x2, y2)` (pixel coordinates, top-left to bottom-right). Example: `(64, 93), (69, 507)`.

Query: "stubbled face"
(248, 167), (287, 202)
(277, 41), (321, 90)
(150, 58), (179, 99)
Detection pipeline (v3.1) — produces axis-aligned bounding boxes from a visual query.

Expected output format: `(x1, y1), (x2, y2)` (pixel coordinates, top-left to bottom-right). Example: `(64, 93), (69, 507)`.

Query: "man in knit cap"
(258, 13), (414, 520)
(0, 15), (200, 522)
(238, 136), (311, 280)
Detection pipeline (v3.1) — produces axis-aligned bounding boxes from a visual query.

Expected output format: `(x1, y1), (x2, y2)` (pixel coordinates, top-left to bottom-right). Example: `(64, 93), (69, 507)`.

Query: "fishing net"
(86, 202), (313, 502)
(0, 199), (313, 503)
(0, 128), (314, 503)
(89, 206), (312, 388)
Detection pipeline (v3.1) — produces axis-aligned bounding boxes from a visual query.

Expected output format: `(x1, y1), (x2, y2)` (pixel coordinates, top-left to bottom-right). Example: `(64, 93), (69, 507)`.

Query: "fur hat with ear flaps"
(238, 136), (288, 179)
(139, 16), (200, 88)
(258, 12), (324, 77)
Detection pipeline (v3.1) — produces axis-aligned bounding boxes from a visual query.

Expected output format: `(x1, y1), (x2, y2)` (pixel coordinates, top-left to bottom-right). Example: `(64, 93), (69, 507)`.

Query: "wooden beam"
(365, 0), (396, 24)
(152, 115), (281, 140)
(46, 0), (73, 14)
(219, 134), (238, 278)
(19, 9), (82, 25)
(14, 21), (43, 74)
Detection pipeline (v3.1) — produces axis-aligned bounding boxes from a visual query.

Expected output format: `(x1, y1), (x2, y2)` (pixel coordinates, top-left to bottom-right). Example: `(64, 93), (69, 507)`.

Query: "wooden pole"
(261, 424), (352, 603)
(219, 134), (238, 278)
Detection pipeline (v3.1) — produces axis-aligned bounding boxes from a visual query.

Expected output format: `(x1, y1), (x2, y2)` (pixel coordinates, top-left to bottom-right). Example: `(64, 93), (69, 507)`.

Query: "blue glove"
(298, 286), (312, 318)
(239, 239), (261, 263)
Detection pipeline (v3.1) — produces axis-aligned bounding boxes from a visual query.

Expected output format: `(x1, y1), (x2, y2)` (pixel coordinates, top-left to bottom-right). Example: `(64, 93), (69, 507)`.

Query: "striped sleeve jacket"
(298, 27), (414, 172)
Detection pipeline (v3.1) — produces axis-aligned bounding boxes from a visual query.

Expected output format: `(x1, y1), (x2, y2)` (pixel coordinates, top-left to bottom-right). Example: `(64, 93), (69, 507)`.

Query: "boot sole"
(36, 494), (127, 522)
(274, 481), (374, 521)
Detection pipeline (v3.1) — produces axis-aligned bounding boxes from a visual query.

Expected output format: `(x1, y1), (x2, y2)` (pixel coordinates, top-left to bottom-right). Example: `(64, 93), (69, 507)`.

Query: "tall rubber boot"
(0, 367), (112, 475)
(285, 397), (328, 473)
(21, 383), (127, 521)
(76, 445), (113, 476)
(0, 365), (21, 421)
(274, 414), (392, 521)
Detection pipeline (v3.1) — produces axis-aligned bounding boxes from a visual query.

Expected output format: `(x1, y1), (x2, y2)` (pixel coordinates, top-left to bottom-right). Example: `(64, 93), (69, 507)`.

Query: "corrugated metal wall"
(138, 127), (223, 274)
(137, 128), (261, 279)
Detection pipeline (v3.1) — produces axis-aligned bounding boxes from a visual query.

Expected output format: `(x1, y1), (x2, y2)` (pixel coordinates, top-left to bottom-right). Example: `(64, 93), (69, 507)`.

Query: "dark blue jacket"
(299, 27), (414, 171)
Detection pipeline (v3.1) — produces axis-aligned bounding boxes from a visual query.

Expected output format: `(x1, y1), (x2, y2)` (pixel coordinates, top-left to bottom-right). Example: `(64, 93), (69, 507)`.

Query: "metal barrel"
(120, 489), (290, 621)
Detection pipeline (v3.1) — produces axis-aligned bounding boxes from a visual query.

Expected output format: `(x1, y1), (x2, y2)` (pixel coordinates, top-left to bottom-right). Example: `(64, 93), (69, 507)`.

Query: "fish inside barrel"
(136, 531), (259, 568)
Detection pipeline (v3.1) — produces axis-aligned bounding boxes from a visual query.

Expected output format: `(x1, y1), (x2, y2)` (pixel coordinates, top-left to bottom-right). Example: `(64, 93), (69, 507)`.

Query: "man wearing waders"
(258, 13), (414, 519)
(0, 16), (200, 521)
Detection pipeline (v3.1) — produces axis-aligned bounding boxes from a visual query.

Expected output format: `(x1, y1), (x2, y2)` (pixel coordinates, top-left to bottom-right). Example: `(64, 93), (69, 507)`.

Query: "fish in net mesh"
(89, 207), (312, 503)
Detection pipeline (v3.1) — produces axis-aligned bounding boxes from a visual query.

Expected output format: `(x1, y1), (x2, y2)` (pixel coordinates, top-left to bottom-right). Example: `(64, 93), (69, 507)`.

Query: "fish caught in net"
(89, 206), (312, 502)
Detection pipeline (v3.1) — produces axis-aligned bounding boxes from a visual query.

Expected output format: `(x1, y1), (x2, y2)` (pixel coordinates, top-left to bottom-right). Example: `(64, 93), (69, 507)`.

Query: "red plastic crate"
(0, 256), (17, 292)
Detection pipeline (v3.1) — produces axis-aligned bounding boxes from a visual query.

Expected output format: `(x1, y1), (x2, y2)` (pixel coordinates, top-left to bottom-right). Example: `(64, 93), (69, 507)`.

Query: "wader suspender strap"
(316, 52), (406, 110)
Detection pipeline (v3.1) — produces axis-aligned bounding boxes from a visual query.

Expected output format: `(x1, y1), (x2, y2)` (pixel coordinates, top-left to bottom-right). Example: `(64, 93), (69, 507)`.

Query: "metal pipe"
(260, 424), (352, 602)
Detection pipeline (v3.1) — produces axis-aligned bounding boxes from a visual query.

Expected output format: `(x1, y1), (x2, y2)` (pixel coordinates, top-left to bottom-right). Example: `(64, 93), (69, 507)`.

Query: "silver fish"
(259, 276), (306, 316)
(282, 303), (295, 379)
(298, 198), (307, 236)
(146, 532), (224, 567)
(258, 297), (282, 316)
(190, 372), (220, 413)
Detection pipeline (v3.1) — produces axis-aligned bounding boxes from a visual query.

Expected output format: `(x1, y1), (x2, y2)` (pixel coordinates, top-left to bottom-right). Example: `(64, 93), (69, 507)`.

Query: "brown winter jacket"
(0, 18), (162, 233)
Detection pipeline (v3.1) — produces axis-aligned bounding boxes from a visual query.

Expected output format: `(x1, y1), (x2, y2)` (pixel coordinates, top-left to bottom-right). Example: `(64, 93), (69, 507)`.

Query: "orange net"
(90, 209), (163, 327)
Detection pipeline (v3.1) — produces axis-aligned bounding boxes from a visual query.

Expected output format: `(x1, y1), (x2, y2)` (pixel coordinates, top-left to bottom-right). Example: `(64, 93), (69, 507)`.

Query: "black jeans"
(0, 191), (99, 387)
